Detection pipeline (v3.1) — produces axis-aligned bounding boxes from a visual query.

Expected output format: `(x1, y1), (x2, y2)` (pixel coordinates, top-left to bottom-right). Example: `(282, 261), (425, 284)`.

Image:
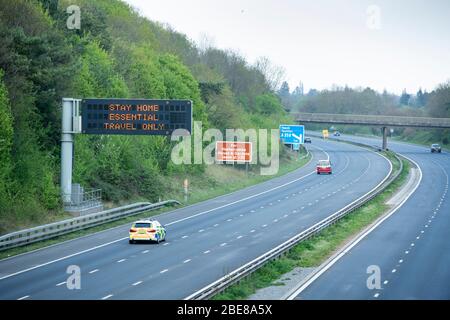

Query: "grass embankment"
(0, 148), (311, 260)
(213, 152), (409, 300)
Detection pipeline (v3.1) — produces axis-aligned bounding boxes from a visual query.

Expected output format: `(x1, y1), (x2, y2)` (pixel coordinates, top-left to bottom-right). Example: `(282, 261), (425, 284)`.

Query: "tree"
(399, 89), (411, 105)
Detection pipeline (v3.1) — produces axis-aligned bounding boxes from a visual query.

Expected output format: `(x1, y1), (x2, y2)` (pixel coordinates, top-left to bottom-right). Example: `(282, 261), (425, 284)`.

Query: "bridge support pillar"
(382, 126), (388, 151)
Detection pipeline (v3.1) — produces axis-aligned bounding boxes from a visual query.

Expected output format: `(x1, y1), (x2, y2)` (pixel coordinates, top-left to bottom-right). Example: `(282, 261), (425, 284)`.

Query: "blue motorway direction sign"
(279, 124), (305, 144)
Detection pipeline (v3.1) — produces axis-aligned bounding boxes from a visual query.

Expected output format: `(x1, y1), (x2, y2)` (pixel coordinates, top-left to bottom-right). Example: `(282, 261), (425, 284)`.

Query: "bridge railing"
(294, 112), (450, 128)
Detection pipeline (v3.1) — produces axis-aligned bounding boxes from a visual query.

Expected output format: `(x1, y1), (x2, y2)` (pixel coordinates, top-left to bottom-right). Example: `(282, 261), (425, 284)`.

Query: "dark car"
(431, 144), (442, 153)
(304, 137), (312, 143)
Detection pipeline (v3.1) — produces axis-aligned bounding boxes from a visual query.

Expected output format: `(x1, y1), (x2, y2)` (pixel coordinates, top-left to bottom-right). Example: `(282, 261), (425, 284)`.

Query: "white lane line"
(237, 235), (243, 239)
(101, 294), (113, 300)
(163, 242), (169, 246)
(0, 146), (322, 282)
(262, 224), (268, 228)
(240, 214), (244, 217)
(89, 269), (99, 274)
(250, 229), (256, 233)
(56, 281), (66, 287)
(18, 295), (30, 300)
(214, 224), (219, 227)
(374, 293), (380, 298)
(198, 229), (204, 233)
(183, 259), (191, 264)
(117, 259), (126, 263)
(392, 269), (397, 273)
(283, 214), (288, 218)
(383, 280), (389, 285)
(132, 281), (142, 286)
(301, 207), (305, 210)
(220, 243), (227, 247)
(273, 219), (278, 223)
(405, 250), (409, 254)
(399, 259), (403, 263)
(160, 269), (168, 274)
(416, 236), (420, 240)
(227, 219), (232, 222)
(163, 151), (318, 228)
(182, 235), (188, 239)
(203, 250), (210, 254)
(411, 243), (415, 247)
(142, 250), (149, 254)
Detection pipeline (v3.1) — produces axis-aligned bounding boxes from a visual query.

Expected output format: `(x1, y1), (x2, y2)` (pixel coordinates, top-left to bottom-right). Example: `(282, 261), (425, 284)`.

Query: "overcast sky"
(124, 0), (450, 95)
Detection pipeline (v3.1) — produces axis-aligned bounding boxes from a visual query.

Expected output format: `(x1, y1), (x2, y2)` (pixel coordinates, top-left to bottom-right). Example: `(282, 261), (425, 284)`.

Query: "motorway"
(0, 138), (391, 300)
(293, 134), (450, 300)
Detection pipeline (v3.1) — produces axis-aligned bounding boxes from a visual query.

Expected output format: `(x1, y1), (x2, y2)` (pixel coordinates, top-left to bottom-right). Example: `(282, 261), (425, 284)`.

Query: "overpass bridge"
(294, 112), (450, 150)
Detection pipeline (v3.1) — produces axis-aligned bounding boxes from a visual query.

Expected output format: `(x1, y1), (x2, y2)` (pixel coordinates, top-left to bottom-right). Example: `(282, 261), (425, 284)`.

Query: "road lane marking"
(220, 243), (227, 247)
(2, 146), (323, 281)
(214, 224), (219, 227)
(237, 235), (243, 239)
(160, 269), (168, 274)
(198, 229), (204, 233)
(182, 235), (188, 239)
(17, 295), (30, 300)
(132, 281), (142, 286)
(383, 280), (389, 285)
(56, 281), (66, 286)
(101, 294), (113, 300)
(203, 250), (210, 254)
(374, 293), (380, 298)
(183, 259), (191, 264)
(117, 259), (126, 263)
(250, 230), (255, 233)
(89, 269), (99, 274)
(142, 250), (149, 254)
(392, 269), (396, 273)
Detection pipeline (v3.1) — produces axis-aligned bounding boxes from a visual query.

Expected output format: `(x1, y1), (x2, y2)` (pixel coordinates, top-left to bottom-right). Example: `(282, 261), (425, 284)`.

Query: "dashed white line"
(142, 250), (149, 254)
(273, 219), (278, 223)
(405, 250), (409, 254)
(182, 235), (188, 239)
(160, 269), (169, 274)
(132, 281), (142, 286)
(56, 281), (66, 287)
(411, 243), (415, 247)
(214, 224), (219, 227)
(227, 219), (232, 222)
(383, 280), (389, 285)
(399, 259), (403, 263)
(183, 259), (191, 264)
(392, 269), (397, 273)
(101, 294), (113, 300)
(163, 242), (169, 246)
(198, 229), (204, 233)
(237, 235), (243, 239)
(262, 224), (268, 228)
(250, 229), (256, 233)
(220, 243), (227, 247)
(18, 295), (30, 300)
(203, 250), (210, 254)
(117, 259), (126, 263)
(89, 269), (99, 274)
(373, 293), (380, 298)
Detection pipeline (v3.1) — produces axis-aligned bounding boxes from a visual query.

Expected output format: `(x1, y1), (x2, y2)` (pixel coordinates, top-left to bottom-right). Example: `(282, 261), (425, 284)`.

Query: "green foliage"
(0, 0), (292, 231)
(0, 69), (13, 205)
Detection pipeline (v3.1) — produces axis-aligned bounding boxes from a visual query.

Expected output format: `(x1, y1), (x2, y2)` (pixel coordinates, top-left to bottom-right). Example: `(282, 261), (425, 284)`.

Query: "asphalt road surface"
(0, 138), (391, 300)
(295, 134), (450, 300)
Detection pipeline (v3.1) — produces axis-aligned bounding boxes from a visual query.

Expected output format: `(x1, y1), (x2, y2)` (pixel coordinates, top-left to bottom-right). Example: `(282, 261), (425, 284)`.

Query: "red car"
(317, 160), (332, 174)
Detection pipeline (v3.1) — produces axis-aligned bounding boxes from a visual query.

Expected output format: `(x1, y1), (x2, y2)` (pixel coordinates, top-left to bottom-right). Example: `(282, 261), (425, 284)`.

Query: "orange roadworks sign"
(215, 141), (252, 163)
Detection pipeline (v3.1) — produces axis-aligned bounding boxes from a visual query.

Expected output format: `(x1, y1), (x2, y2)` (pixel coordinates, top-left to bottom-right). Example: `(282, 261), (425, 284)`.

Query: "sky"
(124, 0), (450, 95)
